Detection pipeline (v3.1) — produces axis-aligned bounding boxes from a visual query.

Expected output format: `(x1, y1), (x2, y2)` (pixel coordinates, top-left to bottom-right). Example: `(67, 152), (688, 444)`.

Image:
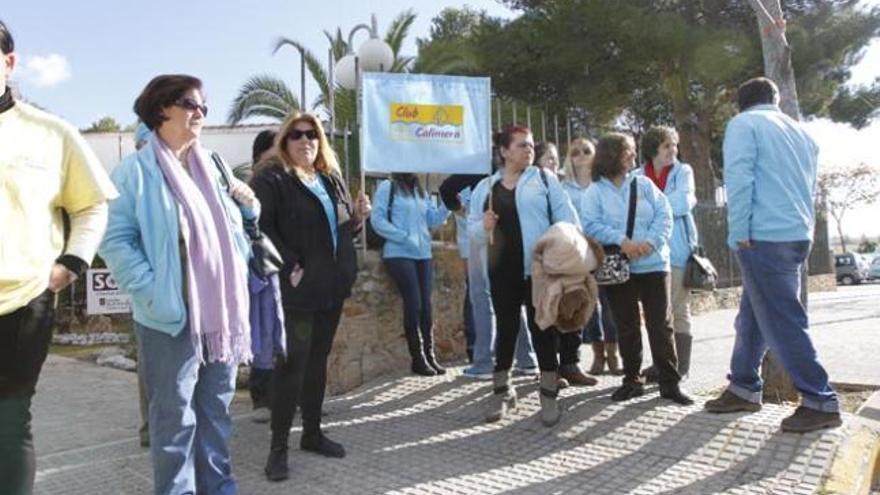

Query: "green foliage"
(226, 74), (300, 124)
(82, 116), (122, 133)
(857, 237), (877, 253)
(828, 80), (880, 129)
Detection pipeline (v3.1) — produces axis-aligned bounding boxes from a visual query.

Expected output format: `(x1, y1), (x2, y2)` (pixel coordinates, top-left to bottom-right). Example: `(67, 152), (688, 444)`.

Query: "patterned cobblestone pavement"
(32, 286), (879, 494)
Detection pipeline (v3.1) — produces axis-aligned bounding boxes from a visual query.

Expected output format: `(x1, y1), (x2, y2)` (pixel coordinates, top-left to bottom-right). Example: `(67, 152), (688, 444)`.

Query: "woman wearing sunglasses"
(100, 74), (257, 494)
(371, 173), (450, 376)
(534, 141), (598, 389)
(251, 111), (371, 482)
(562, 138), (622, 377)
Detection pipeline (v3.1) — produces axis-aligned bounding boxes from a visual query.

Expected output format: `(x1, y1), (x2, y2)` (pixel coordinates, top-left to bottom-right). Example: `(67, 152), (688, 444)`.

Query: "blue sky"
(3, 1), (514, 127)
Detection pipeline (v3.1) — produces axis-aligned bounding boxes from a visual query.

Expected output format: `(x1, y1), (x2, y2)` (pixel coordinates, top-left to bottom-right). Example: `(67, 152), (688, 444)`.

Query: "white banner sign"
(361, 72), (492, 174)
(86, 269), (131, 315)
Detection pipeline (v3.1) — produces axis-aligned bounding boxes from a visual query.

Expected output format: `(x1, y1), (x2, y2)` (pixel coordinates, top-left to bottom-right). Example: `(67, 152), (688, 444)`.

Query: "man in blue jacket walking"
(705, 77), (840, 432)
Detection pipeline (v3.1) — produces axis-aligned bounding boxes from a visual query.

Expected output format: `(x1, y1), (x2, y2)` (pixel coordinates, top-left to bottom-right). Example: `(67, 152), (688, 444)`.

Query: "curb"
(821, 390), (880, 494)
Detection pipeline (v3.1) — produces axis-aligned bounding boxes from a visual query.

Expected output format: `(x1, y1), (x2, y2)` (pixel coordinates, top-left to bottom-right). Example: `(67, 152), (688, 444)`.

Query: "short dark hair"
(133, 74), (203, 130)
(737, 77), (778, 112)
(0, 19), (14, 55)
(252, 129), (276, 164)
(640, 126), (679, 162)
(533, 141), (557, 166)
(493, 124), (532, 150)
(592, 133), (635, 182)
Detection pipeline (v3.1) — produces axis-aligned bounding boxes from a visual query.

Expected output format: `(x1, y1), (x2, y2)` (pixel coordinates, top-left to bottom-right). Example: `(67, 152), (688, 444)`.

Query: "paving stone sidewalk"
(31, 285), (879, 494)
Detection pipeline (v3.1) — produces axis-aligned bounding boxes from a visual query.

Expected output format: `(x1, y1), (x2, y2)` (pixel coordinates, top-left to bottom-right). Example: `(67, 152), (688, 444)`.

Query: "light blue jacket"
(579, 174), (673, 274)
(633, 161), (698, 268)
(371, 179), (449, 260)
(455, 187), (473, 259)
(562, 180), (590, 213)
(98, 144), (257, 336)
(723, 104), (818, 249)
(468, 166), (580, 277)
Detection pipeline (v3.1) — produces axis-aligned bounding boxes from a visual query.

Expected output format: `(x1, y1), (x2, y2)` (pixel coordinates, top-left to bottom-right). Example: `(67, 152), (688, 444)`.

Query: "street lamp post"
(329, 14), (394, 252)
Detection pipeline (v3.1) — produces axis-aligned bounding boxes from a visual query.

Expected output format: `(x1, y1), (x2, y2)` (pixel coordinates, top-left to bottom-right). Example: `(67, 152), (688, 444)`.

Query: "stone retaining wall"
(325, 244), (467, 395)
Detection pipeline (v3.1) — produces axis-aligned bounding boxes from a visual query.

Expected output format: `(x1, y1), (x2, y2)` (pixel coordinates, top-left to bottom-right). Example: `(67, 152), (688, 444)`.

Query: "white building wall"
(83, 124), (278, 174)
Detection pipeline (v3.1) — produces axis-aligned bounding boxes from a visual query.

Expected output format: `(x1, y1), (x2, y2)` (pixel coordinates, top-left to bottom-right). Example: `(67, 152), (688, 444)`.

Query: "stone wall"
(325, 244), (467, 395)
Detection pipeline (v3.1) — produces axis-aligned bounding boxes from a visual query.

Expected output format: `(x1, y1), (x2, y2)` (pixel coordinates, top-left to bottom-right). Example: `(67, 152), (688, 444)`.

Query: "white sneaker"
(462, 367), (492, 380)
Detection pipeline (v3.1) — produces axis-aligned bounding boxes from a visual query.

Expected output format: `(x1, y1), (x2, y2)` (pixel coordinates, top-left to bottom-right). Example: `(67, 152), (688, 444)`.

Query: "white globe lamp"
(358, 37), (394, 72)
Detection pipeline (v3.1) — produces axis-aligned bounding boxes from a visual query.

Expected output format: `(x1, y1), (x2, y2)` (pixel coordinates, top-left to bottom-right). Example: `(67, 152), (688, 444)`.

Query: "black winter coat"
(251, 161), (358, 311)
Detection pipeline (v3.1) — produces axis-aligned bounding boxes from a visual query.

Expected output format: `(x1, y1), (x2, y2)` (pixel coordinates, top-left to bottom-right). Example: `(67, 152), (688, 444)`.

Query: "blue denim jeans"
(726, 241), (839, 412)
(582, 288), (618, 343)
(466, 244), (536, 374)
(136, 323), (239, 495)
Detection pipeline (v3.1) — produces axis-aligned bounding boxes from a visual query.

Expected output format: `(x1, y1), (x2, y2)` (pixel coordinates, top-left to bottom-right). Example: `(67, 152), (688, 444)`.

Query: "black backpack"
(365, 182), (395, 249)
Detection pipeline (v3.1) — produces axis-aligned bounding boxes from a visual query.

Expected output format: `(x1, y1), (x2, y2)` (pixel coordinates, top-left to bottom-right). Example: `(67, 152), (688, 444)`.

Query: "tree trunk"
(747, 0), (801, 119)
(667, 80), (716, 202)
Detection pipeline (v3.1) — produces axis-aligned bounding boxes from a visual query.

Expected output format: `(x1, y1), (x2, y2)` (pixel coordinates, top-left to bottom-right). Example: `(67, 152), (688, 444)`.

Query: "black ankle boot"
(264, 447), (289, 482)
(405, 329), (436, 376)
(424, 348), (446, 375)
(301, 430), (346, 458)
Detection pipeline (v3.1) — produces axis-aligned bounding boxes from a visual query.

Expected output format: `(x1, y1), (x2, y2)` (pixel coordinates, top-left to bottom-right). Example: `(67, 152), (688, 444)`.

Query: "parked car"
(868, 257), (880, 281)
(835, 253), (870, 285)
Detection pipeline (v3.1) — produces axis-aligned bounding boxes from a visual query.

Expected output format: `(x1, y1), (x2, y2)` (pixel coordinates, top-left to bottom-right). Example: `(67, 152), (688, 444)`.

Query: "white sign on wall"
(86, 269), (131, 315)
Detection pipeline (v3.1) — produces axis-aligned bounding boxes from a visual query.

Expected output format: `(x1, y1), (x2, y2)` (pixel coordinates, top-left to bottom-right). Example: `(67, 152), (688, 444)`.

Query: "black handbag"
(682, 219), (717, 291)
(595, 179), (637, 286)
(211, 153), (283, 277)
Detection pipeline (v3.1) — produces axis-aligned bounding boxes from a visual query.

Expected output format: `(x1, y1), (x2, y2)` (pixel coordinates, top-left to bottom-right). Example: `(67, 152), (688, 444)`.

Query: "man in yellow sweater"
(0, 19), (117, 494)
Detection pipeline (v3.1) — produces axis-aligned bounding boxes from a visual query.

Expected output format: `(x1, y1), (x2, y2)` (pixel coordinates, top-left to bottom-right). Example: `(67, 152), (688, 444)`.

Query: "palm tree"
(226, 9), (417, 126)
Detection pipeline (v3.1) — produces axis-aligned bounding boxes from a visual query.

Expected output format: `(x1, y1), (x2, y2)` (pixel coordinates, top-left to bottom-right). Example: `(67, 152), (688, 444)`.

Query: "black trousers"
(605, 272), (680, 385)
(559, 332), (582, 366)
(490, 276), (560, 372)
(0, 289), (56, 495)
(270, 304), (342, 449)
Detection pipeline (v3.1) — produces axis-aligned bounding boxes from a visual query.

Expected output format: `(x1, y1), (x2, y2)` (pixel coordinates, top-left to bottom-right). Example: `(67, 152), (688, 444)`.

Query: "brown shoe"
(560, 364), (598, 386)
(780, 406), (842, 433)
(588, 342), (606, 375)
(705, 390), (762, 413)
(605, 343), (622, 375)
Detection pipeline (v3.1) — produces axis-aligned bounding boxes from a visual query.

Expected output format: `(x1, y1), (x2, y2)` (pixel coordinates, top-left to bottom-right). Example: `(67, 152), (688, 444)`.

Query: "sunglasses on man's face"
(287, 129), (319, 141)
(175, 97), (208, 117)
(570, 147), (592, 158)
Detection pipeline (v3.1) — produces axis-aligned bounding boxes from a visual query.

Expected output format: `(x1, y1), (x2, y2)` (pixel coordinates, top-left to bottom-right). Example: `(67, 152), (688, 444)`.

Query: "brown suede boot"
(605, 343), (622, 375)
(588, 342), (606, 375)
(560, 363), (598, 386)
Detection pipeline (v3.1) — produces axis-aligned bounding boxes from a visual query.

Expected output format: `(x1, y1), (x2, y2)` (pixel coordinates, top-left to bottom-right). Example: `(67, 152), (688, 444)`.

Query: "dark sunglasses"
(570, 147), (593, 158)
(175, 97), (208, 117)
(287, 129), (319, 141)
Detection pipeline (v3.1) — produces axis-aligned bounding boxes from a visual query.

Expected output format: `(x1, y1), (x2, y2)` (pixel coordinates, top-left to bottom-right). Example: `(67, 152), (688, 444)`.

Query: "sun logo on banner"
(390, 103), (465, 143)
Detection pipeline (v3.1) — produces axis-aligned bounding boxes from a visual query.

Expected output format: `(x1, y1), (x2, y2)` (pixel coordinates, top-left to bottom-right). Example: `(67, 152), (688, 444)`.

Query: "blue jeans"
(726, 241), (839, 412)
(466, 244), (536, 374)
(136, 323), (238, 495)
(582, 288), (618, 343)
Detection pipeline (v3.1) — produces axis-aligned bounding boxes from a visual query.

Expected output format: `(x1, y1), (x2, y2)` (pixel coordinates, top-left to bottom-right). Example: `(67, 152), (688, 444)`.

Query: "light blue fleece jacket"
(722, 104), (818, 249)
(371, 179), (449, 260)
(455, 186), (473, 259)
(468, 166), (580, 277)
(633, 161), (698, 268)
(579, 174), (673, 274)
(98, 144), (257, 336)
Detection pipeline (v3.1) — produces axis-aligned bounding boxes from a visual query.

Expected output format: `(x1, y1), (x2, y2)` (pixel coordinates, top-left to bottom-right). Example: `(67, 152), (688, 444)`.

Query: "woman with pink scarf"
(100, 74), (257, 495)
